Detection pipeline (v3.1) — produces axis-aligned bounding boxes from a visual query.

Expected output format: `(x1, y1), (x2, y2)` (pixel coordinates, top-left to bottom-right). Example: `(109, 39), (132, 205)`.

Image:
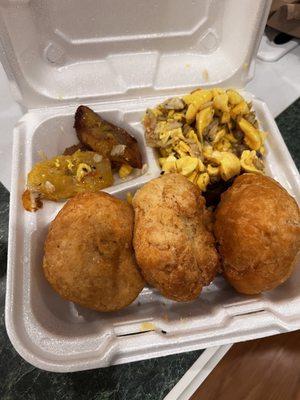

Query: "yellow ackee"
(240, 150), (264, 174)
(196, 106), (214, 138)
(230, 101), (249, 118)
(160, 155), (177, 173)
(227, 89), (243, 105)
(176, 157), (199, 176)
(197, 173), (210, 191)
(213, 93), (229, 113)
(143, 87), (267, 192)
(239, 118), (262, 150)
(119, 164), (133, 179)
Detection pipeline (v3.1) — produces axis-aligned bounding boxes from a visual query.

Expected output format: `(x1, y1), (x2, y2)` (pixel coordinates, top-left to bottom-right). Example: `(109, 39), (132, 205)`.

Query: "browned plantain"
(74, 106), (142, 168)
(63, 142), (90, 155)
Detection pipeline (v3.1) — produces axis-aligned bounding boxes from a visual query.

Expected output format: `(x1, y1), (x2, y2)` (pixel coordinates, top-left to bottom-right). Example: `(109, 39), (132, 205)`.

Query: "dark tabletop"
(192, 330), (300, 400)
(0, 98), (299, 400)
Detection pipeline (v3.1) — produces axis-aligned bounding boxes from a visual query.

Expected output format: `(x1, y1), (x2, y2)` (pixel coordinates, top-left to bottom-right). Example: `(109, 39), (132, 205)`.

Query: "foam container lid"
(3, 0), (300, 374)
(0, 0), (270, 108)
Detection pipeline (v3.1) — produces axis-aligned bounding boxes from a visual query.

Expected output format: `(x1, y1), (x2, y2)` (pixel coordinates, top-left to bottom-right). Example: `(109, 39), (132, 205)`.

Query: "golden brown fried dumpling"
(43, 192), (144, 311)
(132, 173), (219, 301)
(214, 173), (300, 294)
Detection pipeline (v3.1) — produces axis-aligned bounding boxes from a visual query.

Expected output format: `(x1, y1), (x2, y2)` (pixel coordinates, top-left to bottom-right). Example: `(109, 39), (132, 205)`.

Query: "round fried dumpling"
(132, 173), (219, 301)
(214, 173), (300, 294)
(43, 192), (144, 312)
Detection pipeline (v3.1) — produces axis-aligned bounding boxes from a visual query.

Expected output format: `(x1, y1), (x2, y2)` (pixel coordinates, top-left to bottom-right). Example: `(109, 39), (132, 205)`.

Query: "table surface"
(0, 97), (299, 399)
(192, 330), (300, 400)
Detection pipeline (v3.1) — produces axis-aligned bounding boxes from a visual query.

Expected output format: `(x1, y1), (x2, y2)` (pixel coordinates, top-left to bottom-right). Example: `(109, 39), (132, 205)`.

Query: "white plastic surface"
(6, 93), (300, 372)
(163, 345), (232, 400)
(257, 32), (299, 62)
(0, 0), (270, 108)
(5, 0), (300, 374)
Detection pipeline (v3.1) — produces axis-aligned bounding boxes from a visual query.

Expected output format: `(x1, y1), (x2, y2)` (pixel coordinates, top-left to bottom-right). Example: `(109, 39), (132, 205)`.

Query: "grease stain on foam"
(140, 322), (156, 332)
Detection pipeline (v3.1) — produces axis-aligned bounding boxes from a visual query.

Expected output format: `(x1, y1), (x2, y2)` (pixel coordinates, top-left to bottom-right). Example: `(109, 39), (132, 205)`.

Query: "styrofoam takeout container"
(2, 0), (300, 373)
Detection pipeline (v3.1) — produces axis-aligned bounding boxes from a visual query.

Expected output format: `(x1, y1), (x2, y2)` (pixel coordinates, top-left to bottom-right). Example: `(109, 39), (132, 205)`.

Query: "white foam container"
(2, 0), (300, 373)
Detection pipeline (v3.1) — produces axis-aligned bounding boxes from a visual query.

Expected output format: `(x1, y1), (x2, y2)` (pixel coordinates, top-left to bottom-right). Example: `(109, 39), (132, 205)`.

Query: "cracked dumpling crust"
(43, 192), (144, 312)
(132, 173), (219, 301)
(214, 173), (300, 294)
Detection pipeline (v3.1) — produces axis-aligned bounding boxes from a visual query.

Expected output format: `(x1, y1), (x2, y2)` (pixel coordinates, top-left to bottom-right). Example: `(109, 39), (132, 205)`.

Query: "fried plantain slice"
(63, 142), (89, 155)
(74, 106), (143, 169)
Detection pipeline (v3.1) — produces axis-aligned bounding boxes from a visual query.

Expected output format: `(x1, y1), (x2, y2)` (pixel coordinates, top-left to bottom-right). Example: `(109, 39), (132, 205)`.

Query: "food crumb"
(185, 63), (191, 69)
(141, 163), (148, 174)
(140, 322), (156, 332)
(202, 69), (209, 82)
(22, 190), (43, 212)
(37, 150), (48, 160)
(119, 164), (133, 179)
